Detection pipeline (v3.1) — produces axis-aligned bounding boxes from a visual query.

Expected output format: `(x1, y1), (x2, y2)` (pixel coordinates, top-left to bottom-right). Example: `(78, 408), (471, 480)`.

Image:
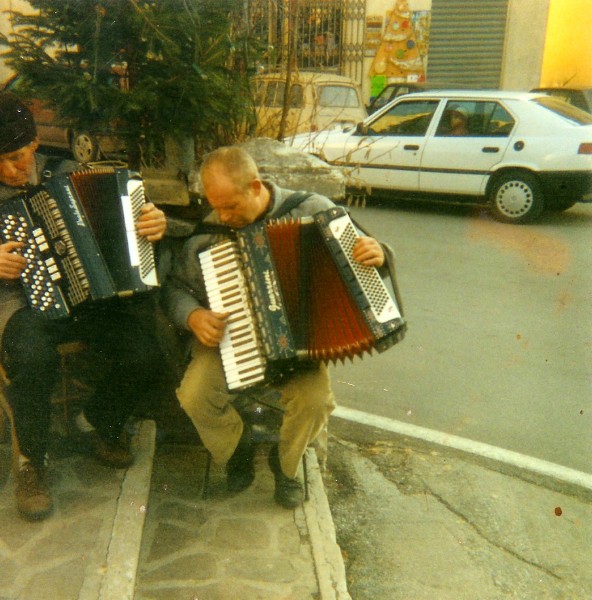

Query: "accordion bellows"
(200, 206), (406, 391)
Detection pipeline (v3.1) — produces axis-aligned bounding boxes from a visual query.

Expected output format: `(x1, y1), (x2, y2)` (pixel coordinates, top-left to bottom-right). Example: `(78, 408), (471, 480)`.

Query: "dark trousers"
(1, 300), (164, 467)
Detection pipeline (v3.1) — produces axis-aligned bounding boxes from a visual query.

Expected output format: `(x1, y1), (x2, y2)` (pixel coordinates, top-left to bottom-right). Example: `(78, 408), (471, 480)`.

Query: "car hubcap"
(73, 134), (95, 162)
(495, 180), (533, 217)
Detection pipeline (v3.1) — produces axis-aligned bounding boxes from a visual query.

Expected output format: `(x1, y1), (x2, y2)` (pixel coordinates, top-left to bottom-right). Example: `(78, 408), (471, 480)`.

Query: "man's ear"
(30, 137), (40, 152)
(249, 178), (263, 196)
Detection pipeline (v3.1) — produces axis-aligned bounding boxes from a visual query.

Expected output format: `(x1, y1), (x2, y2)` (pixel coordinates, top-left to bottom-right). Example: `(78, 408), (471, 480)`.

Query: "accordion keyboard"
(127, 178), (157, 284)
(0, 205), (69, 317)
(326, 213), (401, 324)
(200, 240), (267, 391)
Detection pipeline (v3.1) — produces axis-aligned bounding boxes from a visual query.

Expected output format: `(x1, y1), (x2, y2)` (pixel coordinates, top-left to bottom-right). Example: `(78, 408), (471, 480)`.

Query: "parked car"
(252, 71), (367, 138)
(285, 90), (592, 223)
(530, 86), (592, 114)
(1, 75), (126, 162)
(367, 81), (478, 114)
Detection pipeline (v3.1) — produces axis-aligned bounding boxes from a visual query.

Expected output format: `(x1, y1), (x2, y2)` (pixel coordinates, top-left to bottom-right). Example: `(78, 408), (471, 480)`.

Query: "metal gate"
(249, 0), (366, 85)
(427, 0), (509, 88)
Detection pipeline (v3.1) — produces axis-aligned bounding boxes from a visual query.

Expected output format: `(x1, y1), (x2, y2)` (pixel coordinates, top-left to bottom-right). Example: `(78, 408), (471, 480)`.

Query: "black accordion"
(0, 167), (158, 319)
(199, 206), (406, 391)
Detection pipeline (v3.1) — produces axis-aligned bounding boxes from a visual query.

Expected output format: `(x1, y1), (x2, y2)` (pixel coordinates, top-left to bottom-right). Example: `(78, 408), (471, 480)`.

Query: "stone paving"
(0, 414), (349, 600)
(135, 444), (320, 600)
(0, 420), (154, 600)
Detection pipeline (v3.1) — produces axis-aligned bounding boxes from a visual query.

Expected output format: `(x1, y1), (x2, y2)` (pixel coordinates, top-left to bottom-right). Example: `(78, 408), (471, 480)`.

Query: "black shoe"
(226, 423), (255, 494)
(80, 430), (134, 469)
(268, 444), (304, 509)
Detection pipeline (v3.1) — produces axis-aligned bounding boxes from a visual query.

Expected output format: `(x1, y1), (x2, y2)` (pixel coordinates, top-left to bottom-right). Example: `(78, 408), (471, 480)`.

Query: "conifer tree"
(1, 0), (256, 168)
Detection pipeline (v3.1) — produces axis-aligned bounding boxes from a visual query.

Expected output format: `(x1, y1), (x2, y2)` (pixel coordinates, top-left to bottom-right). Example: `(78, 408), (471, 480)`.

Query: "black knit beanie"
(0, 92), (38, 154)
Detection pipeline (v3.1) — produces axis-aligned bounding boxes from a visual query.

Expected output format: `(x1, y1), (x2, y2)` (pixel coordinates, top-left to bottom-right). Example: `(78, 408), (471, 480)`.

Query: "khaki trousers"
(177, 341), (336, 479)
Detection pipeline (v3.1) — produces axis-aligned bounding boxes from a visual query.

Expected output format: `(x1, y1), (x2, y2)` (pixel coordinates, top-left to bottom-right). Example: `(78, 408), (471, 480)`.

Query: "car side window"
(263, 82), (303, 108)
(289, 84), (303, 108)
(435, 101), (515, 137)
(264, 82), (279, 107)
(367, 100), (439, 136)
(435, 101), (475, 137)
(482, 102), (515, 136)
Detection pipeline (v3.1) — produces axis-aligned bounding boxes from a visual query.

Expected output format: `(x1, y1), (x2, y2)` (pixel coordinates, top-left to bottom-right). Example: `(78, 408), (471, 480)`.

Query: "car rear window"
(260, 81), (303, 108)
(532, 97), (592, 125)
(318, 85), (360, 108)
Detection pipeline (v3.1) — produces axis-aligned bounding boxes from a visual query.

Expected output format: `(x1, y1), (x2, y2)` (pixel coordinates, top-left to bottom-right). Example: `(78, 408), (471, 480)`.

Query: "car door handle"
(482, 147), (500, 153)
(403, 144), (420, 151)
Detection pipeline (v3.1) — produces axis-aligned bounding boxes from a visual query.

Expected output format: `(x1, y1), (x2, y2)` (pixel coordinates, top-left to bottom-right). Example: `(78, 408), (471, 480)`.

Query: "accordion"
(0, 167), (158, 319)
(199, 206), (406, 391)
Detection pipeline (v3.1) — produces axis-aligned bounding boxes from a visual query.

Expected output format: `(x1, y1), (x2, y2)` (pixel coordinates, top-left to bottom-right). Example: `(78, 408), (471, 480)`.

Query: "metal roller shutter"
(427, 0), (509, 88)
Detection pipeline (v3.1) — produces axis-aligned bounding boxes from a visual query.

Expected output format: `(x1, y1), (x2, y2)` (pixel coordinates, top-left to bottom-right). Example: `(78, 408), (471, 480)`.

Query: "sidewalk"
(0, 421), (155, 600)
(0, 419), (349, 600)
(1, 409), (590, 600)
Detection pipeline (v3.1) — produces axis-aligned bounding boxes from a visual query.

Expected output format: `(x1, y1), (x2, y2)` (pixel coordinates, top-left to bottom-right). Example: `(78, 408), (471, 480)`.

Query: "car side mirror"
(355, 122), (367, 135)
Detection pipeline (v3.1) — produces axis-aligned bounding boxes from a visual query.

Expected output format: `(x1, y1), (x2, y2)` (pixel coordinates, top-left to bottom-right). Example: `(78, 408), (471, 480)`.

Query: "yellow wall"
(540, 0), (592, 86)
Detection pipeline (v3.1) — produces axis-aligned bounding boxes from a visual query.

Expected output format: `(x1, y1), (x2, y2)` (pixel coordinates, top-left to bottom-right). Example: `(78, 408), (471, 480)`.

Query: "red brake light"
(578, 143), (592, 154)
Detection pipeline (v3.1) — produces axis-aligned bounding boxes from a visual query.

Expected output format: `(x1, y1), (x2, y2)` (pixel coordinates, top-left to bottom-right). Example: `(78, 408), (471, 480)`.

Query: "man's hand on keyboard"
(0, 241), (26, 279)
(187, 307), (229, 347)
(136, 203), (167, 242)
(352, 236), (384, 268)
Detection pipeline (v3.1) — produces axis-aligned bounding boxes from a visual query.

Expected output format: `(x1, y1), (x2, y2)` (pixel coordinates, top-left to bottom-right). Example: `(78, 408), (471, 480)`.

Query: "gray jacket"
(161, 181), (335, 332)
(0, 154), (77, 338)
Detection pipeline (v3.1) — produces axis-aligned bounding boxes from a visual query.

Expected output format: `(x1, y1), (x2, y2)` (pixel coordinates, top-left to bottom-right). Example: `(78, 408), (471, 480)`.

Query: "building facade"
(248, 0), (590, 101)
(2, 0), (590, 103)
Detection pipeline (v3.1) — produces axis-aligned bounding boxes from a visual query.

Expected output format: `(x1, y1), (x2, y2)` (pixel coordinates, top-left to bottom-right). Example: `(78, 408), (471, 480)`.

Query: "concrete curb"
(333, 406), (592, 501)
(301, 448), (351, 600)
(79, 420), (156, 600)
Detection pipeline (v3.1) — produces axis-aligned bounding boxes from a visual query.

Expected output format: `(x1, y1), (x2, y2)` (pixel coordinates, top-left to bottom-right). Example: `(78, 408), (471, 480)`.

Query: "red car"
(2, 75), (126, 162)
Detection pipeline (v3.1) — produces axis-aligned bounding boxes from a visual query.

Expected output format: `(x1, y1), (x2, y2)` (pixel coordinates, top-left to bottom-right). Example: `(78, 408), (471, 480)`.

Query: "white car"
(285, 90), (592, 223)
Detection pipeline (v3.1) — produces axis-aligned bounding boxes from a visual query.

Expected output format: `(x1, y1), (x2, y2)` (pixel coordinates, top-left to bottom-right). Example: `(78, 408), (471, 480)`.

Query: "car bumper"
(538, 171), (592, 203)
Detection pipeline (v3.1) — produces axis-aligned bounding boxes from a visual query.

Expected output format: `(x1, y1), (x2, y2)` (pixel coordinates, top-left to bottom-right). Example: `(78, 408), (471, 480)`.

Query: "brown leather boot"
(16, 462), (53, 521)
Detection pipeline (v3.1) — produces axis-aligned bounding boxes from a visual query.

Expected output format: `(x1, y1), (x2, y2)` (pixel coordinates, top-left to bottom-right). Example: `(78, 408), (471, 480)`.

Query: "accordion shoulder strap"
(40, 156), (68, 183)
(271, 191), (315, 220)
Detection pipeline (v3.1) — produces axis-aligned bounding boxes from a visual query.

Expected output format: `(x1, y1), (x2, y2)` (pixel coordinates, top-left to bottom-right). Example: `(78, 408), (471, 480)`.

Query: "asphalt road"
(330, 198), (592, 474)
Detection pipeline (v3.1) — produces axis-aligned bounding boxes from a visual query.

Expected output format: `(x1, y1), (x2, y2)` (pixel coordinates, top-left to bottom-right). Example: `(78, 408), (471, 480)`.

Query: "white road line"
(333, 406), (592, 493)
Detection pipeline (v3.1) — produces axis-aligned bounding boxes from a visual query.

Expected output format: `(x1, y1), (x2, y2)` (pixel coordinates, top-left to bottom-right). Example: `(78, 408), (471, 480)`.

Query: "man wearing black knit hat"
(0, 91), (167, 521)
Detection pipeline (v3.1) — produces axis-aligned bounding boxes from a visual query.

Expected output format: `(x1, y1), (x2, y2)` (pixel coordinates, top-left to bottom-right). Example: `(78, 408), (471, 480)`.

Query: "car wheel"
(71, 131), (99, 163)
(488, 170), (544, 224)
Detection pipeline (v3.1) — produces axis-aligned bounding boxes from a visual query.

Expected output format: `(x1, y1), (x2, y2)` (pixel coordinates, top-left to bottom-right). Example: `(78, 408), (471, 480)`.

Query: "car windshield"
(318, 85), (360, 108)
(532, 96), (592, 125)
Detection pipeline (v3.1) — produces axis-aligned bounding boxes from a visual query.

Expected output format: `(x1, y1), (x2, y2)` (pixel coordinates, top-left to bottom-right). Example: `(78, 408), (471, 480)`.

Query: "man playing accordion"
(162, 145), (386, 508)
(0, 91), (167, 521)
